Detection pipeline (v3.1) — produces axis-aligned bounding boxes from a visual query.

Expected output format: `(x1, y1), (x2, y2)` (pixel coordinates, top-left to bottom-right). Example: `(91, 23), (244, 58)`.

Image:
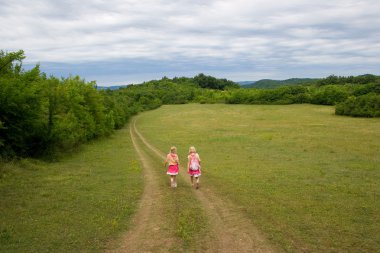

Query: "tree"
(194, 73), (239, 90)
(0, 50), (25, 76)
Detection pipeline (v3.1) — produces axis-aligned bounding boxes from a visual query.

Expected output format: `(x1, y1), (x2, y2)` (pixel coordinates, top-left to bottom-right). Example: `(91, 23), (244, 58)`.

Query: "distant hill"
(96, 85), (128, 90)
(239, 78), (319, 89)
(236, 81), (256, 86)
(98, 78), (319, 90)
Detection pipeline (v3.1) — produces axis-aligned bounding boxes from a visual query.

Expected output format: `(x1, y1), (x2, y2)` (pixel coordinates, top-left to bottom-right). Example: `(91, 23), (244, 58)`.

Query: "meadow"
(1, 103), (379, 252)
(135, 103), (380, 252)
(0, 122), (209, 253)
(0, 128), (143, 253)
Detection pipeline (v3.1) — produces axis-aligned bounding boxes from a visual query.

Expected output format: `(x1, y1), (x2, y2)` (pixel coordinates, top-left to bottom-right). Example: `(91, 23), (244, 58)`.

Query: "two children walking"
(164, 146), (202, 189)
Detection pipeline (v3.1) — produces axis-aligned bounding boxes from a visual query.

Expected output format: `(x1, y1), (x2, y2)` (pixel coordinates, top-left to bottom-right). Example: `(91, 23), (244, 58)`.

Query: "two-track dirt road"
(105, 119), (277, 253)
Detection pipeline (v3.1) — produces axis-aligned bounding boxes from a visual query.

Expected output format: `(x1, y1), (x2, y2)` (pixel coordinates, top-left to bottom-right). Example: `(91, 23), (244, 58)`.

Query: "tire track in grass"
(104, 123), (179, 253)
(132, 118), (278, 253)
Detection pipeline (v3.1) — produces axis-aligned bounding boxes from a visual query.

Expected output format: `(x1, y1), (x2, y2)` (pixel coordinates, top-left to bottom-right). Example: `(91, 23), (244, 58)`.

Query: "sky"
(1, 0), (380, 86)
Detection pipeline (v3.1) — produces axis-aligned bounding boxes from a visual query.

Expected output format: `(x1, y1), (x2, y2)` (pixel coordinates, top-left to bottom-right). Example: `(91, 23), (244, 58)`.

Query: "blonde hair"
(189, 146), (196, 154)
(170, 146), (177, 153)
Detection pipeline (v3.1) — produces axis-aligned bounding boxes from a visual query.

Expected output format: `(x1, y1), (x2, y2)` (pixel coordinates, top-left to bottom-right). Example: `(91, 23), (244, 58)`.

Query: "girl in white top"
(187, 146), (201, 189)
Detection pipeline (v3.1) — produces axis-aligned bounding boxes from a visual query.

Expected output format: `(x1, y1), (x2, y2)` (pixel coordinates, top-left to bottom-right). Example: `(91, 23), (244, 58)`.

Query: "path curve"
(132, 118), (277, 253)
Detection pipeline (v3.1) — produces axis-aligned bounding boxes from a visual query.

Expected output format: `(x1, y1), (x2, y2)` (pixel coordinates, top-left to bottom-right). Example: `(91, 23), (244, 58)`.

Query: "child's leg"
(190, 175), (194, 186)
(195, 176), (200, 189)
(173, 175), (177, 187)
(170, 175), (174, 187)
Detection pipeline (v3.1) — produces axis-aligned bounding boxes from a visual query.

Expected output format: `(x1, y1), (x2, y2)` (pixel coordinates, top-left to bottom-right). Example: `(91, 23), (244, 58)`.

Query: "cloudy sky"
(1, 0), (379, 85)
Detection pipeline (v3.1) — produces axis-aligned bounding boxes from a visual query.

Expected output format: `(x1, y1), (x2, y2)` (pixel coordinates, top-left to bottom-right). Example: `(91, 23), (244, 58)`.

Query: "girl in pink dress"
(187, 146), (201, 189)
(165, 146), (180, 188)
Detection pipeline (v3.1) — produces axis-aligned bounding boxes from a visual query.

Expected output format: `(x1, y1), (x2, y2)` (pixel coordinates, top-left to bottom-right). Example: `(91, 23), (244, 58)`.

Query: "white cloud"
(1, 0), (379, 84)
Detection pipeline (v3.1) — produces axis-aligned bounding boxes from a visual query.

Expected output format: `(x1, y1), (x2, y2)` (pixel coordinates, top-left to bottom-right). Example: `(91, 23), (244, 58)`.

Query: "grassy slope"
(0, 127), (143, 253)
(135, 104), (380, 252)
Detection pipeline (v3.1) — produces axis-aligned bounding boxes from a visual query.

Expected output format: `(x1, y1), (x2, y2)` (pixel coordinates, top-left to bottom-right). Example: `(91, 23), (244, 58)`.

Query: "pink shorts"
(167, 165), (179, 175)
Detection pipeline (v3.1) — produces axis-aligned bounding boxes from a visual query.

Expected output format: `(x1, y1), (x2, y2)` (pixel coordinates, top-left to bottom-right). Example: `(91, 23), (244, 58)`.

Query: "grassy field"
(135, 104), (380, 252)
(0, 127), (143, 253)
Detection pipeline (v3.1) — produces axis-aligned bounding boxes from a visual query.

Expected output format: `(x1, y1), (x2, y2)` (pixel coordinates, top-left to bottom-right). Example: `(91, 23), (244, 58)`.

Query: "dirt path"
(130, 119), (277, 253)
(104, 122), (179, 253)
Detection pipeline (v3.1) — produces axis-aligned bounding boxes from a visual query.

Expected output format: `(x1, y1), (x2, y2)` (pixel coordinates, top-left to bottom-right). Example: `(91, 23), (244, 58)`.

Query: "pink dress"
(188, 153), (201, 177)
(166, 153), (179, 175)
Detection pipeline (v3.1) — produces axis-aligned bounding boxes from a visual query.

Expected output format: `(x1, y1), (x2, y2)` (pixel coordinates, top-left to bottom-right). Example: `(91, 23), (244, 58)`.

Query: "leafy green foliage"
(0, 51), (143, 158)
(317, 74), (379, 86)
(1, 49), (379, 158)
(336, 93), (380, 117)
(227, 85), (311, 104)
(194, 73), (239, 90)
(228, 76), (380, 117)
(0, 50), (25, 76)
(310, 85), (349, 105)
(0, 53), (45, 157)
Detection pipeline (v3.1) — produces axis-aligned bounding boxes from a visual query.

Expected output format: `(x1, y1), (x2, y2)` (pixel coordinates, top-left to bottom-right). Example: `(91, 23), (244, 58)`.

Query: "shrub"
(336, 93), (380, 117)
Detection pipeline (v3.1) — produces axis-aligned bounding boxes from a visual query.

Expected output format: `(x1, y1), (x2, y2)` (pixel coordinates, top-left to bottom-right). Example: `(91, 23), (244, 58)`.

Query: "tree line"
(0, 50), (146, 158)
(0, 51), (238, 158)
(1, 50), (379, 158)
(226, 75), (380, 117)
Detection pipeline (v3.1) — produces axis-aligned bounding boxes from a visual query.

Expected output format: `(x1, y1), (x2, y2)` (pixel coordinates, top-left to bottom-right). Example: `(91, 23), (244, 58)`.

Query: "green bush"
(336, 93), (380, 117)
(310, 85), (349, 105)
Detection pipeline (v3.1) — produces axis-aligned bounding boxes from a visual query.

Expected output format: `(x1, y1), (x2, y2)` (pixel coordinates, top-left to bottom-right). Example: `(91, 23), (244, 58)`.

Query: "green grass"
(135, 103), (380, 252)
(163, 174), (209, 251)
(0, 127), (143, 253)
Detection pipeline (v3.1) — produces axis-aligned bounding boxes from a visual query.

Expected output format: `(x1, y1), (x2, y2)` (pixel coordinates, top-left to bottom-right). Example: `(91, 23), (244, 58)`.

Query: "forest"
(1, 50), (379, 158)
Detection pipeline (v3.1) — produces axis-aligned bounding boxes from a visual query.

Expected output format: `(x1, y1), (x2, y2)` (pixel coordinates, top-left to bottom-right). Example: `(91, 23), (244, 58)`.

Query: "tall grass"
(135, 104), (380, 252)
(0, 127), (143, 253)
